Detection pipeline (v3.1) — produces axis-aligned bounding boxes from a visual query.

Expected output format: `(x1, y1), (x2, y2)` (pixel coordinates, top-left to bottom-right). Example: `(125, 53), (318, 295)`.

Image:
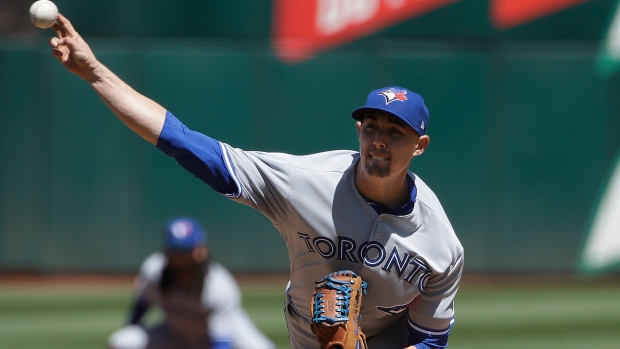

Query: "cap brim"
(351, 106), (400, 121)
(351, 106), (423, 135)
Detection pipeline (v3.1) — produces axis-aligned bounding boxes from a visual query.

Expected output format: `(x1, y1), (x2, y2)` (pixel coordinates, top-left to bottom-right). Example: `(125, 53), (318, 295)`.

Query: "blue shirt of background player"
(156, 111), (451, 349)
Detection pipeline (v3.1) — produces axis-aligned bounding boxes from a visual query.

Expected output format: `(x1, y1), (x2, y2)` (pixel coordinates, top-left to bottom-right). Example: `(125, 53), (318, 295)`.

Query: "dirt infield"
(0, 273), (291, 289)
(0, 273), (134, 288)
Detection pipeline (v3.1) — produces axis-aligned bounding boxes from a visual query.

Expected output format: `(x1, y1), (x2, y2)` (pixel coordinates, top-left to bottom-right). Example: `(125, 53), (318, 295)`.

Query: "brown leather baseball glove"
(311, 270), (368, 349)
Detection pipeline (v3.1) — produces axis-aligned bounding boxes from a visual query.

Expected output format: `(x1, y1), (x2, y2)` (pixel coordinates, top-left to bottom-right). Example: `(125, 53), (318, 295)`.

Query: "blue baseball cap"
(163, 218), (207, 250)
(351, 86), (429, 136)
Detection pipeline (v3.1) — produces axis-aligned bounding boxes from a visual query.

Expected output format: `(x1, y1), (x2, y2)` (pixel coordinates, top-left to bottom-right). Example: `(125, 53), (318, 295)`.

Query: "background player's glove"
(311, 270), (368, 349)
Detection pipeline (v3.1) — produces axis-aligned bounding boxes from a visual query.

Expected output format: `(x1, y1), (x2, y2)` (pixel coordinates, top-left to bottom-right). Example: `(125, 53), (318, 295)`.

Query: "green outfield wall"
(1, 0), (619, 273)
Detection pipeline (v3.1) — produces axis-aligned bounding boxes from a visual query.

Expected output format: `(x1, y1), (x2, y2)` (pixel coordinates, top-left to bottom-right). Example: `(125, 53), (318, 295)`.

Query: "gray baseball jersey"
(220, 146), (464, 342)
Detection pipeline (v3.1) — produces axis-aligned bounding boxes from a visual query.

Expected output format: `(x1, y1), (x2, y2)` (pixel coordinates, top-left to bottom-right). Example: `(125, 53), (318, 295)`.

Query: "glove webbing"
(312, 271), (367, 325)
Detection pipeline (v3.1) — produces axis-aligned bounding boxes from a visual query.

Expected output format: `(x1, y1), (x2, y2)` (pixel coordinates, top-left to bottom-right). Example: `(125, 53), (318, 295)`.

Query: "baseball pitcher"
(49, 13), (463, 349)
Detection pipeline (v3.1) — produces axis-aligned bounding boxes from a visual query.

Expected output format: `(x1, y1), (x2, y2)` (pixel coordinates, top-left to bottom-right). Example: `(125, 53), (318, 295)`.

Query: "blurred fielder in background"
(50, 13), (463, 349)
(107, 217), (275, 349)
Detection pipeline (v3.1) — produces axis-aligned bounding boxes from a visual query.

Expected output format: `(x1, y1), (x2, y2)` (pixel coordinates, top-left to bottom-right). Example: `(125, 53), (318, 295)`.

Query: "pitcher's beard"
(365, 162), (390, 177)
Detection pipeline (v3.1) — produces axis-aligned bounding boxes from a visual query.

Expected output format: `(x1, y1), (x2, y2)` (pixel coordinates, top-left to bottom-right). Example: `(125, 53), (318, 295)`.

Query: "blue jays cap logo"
(164, 218), (207, 249)
(170, 221), (193, 239)
(378, 88), (408, 105)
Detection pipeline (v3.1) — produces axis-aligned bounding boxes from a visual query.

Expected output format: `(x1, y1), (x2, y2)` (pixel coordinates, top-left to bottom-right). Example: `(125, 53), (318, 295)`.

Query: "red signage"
(491, 0), (592, 29)
(273, 0), (594, 63)
(273, 0), (458, 63)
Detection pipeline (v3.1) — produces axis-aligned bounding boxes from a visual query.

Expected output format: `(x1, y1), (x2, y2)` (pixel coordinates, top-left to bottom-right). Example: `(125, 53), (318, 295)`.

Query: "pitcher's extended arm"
(50, 13), (166, 144)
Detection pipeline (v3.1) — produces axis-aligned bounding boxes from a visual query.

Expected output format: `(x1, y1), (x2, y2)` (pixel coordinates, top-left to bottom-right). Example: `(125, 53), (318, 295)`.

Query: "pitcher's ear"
(414, 135), (429, 156)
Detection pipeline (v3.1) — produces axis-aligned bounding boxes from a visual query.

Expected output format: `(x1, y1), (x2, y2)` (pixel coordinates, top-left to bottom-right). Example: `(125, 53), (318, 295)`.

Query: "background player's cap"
(163, 217), (207, 250)
(351, 86), (429, 136)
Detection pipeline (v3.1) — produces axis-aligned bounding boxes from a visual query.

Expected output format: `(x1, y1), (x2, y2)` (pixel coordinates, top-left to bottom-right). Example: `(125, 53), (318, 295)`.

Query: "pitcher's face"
(357, 111), (427, 179)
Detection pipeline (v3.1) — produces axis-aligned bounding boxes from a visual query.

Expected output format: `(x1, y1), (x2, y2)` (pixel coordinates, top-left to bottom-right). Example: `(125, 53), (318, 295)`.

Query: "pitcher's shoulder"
(291, 150), (359, 172)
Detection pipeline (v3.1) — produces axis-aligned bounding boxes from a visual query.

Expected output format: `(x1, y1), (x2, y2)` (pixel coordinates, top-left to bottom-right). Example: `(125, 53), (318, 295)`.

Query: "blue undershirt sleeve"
(155, 111), (238, 195)
(407, 320), (452, 349)
(210, 339), (234, 349)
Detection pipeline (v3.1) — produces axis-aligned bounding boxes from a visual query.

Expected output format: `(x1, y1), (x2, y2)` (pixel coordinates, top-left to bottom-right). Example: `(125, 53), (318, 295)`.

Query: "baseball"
(29, 0), (59, 29)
